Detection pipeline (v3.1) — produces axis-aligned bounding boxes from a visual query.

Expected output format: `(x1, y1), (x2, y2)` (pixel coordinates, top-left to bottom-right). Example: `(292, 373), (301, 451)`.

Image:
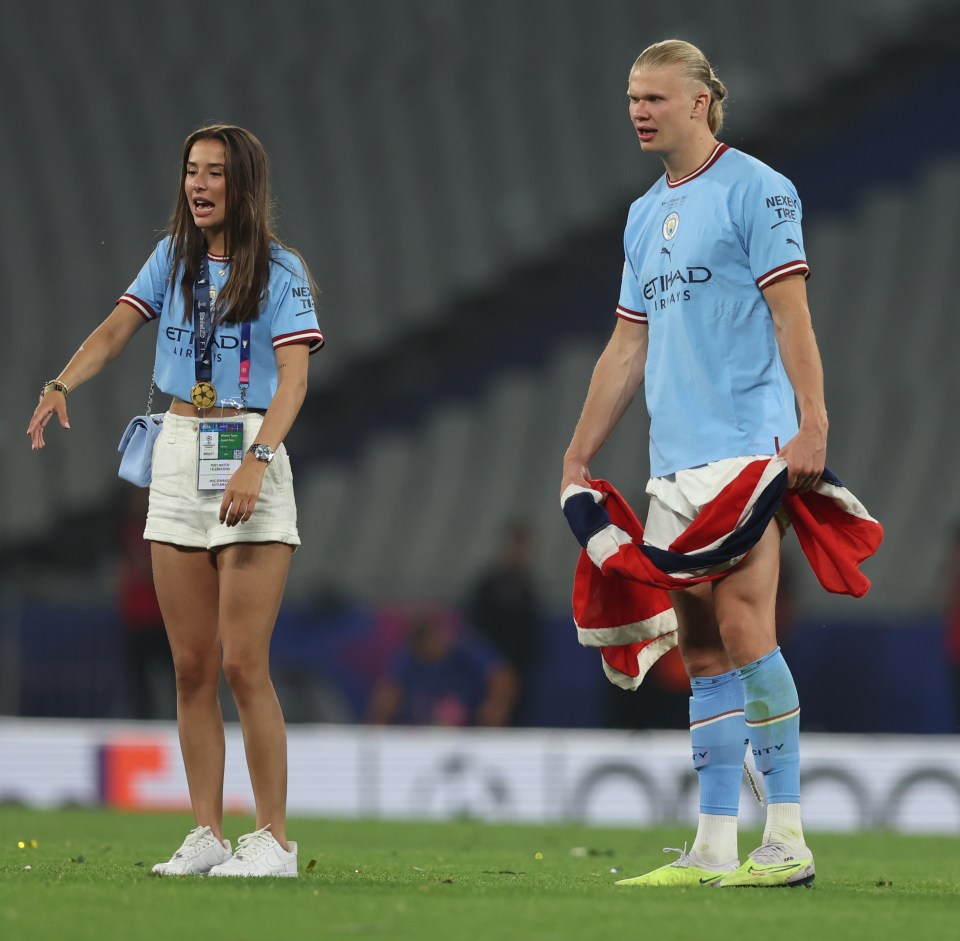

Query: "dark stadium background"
(2, 0), (959, 735)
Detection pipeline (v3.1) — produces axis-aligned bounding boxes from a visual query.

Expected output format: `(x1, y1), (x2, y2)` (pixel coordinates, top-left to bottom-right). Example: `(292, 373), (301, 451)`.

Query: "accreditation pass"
(197, 420), (244, 490)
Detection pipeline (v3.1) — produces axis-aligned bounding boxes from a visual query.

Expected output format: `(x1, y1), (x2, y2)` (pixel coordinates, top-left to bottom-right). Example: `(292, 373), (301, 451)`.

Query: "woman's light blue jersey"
(120, 237), (324, 409)
(616, 144), (809, 477)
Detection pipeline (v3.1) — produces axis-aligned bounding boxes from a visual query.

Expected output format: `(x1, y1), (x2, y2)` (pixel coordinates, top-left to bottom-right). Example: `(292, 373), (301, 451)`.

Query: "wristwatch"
(40, 379), (70, 399)
(247, 443), (275, 464)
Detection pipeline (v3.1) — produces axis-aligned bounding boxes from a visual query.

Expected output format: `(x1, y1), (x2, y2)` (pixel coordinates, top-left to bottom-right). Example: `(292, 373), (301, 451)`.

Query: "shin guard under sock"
(689, 669), (748, 815)
(738, 647), (801, 805)
(689, 669), (747, 864)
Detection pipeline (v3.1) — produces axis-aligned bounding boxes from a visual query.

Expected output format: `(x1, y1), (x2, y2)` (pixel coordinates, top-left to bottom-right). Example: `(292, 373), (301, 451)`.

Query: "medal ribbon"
(238, 321), (251, 407)
(192, 254), (254, 408)
(193, 253), (216, 385)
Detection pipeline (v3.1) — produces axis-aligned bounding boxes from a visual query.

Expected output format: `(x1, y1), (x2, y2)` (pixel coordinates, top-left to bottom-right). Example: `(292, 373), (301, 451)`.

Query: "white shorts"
(643, 455), (780, 551)
(144, 411), (301, 550)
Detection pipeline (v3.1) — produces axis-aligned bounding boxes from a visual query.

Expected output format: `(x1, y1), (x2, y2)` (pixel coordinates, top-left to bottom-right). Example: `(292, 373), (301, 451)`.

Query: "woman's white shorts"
(144, 411), (301, 550)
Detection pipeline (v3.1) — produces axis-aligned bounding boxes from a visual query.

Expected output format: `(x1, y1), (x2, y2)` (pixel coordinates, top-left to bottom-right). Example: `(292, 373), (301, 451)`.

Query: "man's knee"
(674, 583), (729, 677)
(716, 614), (777, 668)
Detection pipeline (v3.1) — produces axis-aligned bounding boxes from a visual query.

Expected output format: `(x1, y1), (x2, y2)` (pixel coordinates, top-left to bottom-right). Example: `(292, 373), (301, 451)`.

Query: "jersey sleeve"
(738, 167), (810, 291)
(269, 252), (325, 354)
(117, 237), (173, 321)
(616, 218), (647, 323)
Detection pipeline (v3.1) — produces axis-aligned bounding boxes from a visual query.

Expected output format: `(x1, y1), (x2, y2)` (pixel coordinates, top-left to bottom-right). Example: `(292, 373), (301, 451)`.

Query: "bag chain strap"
(145, 373), (156, 417)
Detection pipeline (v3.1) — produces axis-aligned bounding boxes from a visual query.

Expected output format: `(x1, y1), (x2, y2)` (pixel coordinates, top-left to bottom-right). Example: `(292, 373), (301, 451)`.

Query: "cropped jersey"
(120, 237), (324, 409)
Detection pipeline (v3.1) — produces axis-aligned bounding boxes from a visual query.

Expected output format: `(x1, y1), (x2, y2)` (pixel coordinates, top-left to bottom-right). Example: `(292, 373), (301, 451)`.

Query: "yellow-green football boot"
(615, 847), (738, 887)
(716, 842), (815, 888)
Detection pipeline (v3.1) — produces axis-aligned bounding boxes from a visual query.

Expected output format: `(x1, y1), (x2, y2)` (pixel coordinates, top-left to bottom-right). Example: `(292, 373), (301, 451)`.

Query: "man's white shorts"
(144, 411), (301, 550)
(643, 455), (781, 551)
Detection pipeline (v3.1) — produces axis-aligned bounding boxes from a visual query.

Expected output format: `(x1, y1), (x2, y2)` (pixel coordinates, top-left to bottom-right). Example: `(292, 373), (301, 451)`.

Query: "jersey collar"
(665, 142), (729, 188)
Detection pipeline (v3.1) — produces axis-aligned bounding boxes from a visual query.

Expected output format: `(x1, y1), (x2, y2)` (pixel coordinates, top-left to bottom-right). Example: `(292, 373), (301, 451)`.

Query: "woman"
(28, 124), (324, 878)
(562, 41), (827, 888)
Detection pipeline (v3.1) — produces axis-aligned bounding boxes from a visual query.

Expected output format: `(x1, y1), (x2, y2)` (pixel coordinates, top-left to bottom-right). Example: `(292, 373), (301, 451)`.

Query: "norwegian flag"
(561, 457), (883, 689)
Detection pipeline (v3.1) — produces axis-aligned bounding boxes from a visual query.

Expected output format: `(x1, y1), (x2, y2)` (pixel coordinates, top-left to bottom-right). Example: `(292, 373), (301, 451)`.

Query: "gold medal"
(190, 381), (217, 409)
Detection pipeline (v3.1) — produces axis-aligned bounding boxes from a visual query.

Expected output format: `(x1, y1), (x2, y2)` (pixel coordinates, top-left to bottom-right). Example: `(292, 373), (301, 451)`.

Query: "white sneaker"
(151, 825), (232, 876)
(207, 824), (298, 878)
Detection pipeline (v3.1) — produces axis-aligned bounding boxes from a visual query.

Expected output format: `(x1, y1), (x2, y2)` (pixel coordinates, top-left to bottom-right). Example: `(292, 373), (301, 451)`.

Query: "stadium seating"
(4, 0), (953, 545)
(288, 154), (960, 617)
(4, 0), (960, 642)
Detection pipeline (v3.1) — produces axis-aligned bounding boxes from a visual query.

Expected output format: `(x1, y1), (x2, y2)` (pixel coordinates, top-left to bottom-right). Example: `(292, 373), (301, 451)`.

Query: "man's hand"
(778, 425), (827, 492)
(561, 455), (593, 500)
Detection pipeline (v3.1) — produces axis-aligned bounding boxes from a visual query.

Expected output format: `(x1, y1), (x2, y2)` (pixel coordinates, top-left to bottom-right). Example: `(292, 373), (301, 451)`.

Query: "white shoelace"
(747, 842), (797, 864)
(662, 843), (691, 867)
(173, 825), (216, 858)
(662, 842), (738, 871)
(232, 825), (276, 861)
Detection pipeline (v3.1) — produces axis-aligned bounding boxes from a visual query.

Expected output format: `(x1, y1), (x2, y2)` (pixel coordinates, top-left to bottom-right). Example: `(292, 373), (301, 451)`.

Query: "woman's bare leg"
(216, 541), (293, 848)
(151, 542), (225, 839)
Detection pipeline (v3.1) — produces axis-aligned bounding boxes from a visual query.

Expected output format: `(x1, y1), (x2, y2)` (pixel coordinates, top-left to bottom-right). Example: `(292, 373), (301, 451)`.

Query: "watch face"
(250, 444), (274, 463)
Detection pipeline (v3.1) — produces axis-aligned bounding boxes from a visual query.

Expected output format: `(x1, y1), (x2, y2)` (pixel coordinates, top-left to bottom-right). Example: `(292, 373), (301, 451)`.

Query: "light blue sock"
(689, 669), (747, 816)
(738, 647), (801, 804)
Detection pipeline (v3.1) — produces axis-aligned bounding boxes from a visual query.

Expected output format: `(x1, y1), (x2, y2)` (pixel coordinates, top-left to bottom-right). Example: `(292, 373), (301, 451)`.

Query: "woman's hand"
(26, 304), (146, 451)
(219, 456), (268, 526)
(27, 390), (71, 450)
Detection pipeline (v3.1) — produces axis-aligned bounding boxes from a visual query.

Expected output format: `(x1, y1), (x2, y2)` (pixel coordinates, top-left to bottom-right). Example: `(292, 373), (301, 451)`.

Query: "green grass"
(1, 808), (957, 941)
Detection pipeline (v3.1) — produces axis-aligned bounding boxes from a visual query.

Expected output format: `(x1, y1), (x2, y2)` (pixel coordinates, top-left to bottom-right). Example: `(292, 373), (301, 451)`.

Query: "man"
(561, 40), (826, 888)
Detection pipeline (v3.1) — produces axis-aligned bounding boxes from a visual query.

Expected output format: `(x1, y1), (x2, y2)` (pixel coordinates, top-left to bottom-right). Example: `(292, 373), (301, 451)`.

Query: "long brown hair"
(168, 124), (317, 324)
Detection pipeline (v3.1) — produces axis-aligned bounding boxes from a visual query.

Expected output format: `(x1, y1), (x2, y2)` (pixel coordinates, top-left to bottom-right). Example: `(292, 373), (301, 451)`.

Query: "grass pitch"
(1, 808), (957, 941)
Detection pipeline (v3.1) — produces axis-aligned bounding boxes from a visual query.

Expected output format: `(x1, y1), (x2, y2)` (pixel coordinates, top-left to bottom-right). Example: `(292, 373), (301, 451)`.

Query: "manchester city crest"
(662, 211), (680, 240)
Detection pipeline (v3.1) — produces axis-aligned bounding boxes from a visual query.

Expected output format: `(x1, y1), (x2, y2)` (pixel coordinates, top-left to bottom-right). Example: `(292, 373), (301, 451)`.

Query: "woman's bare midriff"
(168, 397), (265, 418)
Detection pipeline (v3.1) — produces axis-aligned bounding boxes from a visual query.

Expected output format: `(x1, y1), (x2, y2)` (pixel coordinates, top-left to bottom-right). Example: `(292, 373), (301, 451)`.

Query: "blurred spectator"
(945, 524), (960, 731)
(117, 488), (173, 719)
(464, 520), (542, 724)
(366, 612), (517, 727)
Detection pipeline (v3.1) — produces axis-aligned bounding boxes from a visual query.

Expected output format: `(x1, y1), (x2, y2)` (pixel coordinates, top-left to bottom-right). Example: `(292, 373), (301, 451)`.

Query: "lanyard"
(238, 320), (251, 409)
(192, 254), (253, 408)
(193, 253), (217, 384)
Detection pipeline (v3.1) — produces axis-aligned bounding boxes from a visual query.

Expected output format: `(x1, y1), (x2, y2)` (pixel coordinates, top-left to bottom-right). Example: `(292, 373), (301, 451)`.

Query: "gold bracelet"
(40, 379), (70, 399)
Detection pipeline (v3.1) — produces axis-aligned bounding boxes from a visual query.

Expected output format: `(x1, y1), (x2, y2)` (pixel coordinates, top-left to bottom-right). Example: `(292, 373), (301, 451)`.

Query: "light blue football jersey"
(120, 237), (324, 409)
(616, 144), (810, 477)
